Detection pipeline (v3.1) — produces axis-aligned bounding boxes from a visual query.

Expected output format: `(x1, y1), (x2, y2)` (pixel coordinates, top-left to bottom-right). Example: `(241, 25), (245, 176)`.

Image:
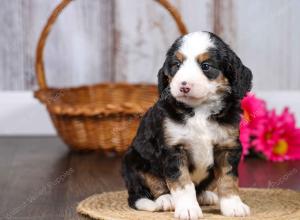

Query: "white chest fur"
(164, 106), (230, 184)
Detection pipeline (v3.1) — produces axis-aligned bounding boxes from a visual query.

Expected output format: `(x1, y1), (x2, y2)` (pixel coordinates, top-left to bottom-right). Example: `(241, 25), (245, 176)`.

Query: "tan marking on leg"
(216, 174), (239, 197)
(164, 148), (203, 219)
(140, 172), (169, 199)
(166, 167), (191, 191)
(165, 152), (191, 191)
(207, 178), (218, 191)
(214, 148), (240, 197)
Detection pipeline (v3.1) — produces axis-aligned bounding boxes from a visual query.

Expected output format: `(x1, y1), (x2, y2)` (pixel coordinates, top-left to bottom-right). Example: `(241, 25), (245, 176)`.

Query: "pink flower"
(240, 93), (268, 158)
(252, 108), (300, 161)
(240, 93), (267, 129)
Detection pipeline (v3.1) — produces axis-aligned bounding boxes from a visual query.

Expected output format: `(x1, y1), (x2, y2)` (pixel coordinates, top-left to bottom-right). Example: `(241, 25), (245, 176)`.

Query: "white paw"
(198, 191), (218, 206)
(174, 200), (203, 220)
(155, 194), (175, 211)
(135, 198), (159, 212)
(220, 196), (250, 217)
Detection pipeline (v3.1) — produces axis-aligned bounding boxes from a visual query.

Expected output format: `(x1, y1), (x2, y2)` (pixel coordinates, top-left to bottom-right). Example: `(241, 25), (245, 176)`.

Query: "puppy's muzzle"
(179, 81), (191, 94)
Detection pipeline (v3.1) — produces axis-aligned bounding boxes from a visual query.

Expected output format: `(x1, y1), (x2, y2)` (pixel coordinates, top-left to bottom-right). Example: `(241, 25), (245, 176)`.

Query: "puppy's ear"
(157, 67), (169, 95)
(228, 54), (253, 99)
(236, 65), (252, 99)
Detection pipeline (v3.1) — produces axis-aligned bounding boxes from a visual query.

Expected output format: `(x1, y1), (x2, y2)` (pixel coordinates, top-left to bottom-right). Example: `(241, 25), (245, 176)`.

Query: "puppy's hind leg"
(122, 148), (159, 212)
(214, 147), (250, 217)
(133, 188), (175, 212)
(196, 168), (219, 206)
(140, 172), (174, 211)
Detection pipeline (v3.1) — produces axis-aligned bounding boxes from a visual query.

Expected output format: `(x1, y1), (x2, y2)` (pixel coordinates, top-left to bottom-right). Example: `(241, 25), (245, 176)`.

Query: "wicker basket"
(34, 0), (188, 152)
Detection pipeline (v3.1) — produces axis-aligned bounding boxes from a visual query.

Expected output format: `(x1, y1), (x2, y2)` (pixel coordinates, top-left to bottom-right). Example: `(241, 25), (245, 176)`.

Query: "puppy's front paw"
(174, 200), (203, 220)
(198, 191), (218, 206)
(220, 196), (250, 217)
(155, 194), (175, 211)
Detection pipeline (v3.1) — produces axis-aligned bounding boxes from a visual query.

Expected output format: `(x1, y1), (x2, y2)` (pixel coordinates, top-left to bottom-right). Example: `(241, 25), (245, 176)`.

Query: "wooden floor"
(0, 137), (299, 220)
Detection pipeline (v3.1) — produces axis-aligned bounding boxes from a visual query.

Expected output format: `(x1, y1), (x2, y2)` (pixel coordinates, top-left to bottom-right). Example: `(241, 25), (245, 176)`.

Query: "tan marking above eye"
(175, 51), (186, 63)
(197, 52), (210, 63)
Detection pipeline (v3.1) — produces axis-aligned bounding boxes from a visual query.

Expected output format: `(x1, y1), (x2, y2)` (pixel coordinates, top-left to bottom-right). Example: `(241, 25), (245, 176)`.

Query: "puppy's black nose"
(180, 86), (190, 94)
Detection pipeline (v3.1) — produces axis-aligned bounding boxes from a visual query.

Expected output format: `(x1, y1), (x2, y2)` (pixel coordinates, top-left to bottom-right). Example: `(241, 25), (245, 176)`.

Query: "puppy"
(122, 31), (252, 219)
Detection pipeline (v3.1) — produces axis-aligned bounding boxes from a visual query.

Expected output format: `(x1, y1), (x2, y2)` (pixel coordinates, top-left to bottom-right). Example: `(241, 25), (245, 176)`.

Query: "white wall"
(1, 0), (300, 90)
(0, 92), (55, 135)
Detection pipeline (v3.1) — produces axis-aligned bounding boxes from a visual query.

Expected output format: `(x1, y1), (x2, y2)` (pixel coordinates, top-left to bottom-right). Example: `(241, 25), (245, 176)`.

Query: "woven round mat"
(77, 188), (300, 220)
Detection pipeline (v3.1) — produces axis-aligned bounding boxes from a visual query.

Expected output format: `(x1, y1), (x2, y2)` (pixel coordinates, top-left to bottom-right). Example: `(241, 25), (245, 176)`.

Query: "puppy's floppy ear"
(236, 65), (252, 99)
(157, 66), (169, 95)
(227, 53), (253, 99)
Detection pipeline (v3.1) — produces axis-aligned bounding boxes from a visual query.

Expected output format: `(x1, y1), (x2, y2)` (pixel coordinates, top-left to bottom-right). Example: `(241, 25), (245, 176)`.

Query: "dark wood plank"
(0, 137), (124, 220)
(239, 158), (300, 190)
(0, 137), (71, 219)
(0, 137), (299, 219)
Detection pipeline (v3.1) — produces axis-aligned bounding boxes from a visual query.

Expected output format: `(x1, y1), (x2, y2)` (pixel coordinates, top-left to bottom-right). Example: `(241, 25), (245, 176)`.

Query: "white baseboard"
(0, 92), (56, 136)
(0, 91), (299, 136)
(256, 91), (300, 120)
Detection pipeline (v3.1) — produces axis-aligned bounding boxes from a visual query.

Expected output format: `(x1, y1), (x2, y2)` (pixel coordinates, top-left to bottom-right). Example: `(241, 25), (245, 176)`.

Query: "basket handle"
(35, 0), (188, 89)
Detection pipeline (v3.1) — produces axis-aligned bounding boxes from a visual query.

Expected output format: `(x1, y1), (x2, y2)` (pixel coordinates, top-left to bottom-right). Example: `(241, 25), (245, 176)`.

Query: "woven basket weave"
(77, 189), (300, 220)
(34, 0), (188, 152)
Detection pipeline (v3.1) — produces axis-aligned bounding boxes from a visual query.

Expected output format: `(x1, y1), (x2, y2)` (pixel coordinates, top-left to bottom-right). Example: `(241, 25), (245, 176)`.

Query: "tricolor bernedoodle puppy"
(122, 31), (252, 219)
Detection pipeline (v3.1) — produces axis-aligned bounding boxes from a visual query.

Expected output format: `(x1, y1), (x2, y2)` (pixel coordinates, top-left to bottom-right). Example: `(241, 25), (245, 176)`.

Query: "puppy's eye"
(201, 63), (210, 71)
(172, 62), (181, 68)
